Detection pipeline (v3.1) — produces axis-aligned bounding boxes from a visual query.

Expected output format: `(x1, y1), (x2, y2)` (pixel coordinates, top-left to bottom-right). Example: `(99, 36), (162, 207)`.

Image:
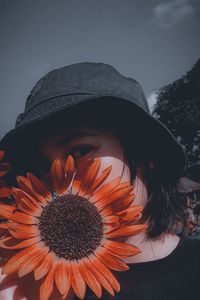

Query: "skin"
(0, 126), (180, 299)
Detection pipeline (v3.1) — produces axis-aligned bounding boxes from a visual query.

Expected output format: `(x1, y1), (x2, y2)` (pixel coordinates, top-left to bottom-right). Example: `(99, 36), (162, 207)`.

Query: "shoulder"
(181, 234), (200, 249)
(179, 235), (200, 266)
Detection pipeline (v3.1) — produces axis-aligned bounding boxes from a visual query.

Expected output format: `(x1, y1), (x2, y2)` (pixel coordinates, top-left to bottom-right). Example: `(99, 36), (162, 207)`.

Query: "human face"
(35, 126), (148, 206)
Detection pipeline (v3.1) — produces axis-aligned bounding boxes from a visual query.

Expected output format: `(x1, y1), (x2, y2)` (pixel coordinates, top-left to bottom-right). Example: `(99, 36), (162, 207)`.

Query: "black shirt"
(84, 235), (200, 300)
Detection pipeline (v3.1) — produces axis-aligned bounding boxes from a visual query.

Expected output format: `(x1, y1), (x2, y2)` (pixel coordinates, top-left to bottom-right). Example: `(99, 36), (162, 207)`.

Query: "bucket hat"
(0, 62), (186, 183)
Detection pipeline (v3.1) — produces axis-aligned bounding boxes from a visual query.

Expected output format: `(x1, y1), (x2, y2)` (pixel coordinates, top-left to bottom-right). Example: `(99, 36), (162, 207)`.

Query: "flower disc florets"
(39, 194), (103, 260)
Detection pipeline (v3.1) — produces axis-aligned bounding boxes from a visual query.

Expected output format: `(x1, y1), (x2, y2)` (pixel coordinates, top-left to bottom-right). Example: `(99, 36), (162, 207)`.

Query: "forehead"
(40, 126), (119, 148)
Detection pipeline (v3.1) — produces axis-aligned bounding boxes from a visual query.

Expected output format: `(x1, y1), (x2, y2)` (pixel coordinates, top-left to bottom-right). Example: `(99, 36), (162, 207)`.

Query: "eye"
(70, 145), (93, 159)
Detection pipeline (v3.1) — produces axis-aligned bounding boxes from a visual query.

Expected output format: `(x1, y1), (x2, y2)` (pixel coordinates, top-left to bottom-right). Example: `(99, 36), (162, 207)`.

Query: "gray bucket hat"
(0, 62), (186, 183)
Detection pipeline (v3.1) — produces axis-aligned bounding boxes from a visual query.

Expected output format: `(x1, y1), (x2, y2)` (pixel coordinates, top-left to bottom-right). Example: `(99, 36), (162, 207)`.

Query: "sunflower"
(0, 156), (147, 300)
(0, 150), (11, 198)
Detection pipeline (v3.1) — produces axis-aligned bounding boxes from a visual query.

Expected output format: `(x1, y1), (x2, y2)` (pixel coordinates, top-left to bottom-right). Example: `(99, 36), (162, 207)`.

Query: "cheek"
(93, 157), (148, 206)
(97, 156), (131, 185)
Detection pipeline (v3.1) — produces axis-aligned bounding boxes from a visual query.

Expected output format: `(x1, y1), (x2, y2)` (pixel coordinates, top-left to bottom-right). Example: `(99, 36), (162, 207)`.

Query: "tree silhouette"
(153, 59), (200, 168)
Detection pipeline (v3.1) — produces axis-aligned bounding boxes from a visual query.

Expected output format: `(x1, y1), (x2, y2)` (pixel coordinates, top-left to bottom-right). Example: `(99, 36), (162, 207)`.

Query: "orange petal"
(0, 236), (41, 249)
(0, 162), (11, 176)
(0, 171), (7, 177)
(18, 199), (42, 217)
(64, 155), (75, 188)
(117, 205), (143, 216)
(27, 172), (51, 201)
(12, 188), (42, 217)
(0, 222), (10, 232)
(11, 211), (38, 225)
(16, 176), (46, 205)
(17, 204), (41, 219)
(103, 240), (141, 257)
(79, 259), (102, 298)
(0, 223), (9, 229)
(0, 222), (9, 235)
(51, 159), (65, 192)
(40, 263), (56, 300)
(103, 215), (119, 225)
(90, 177), (121, 203)
(130, 213), (142, 223)
(55, 259), (71, 296)
(105, 224), (148, 238)
(91, 166), (112, 192)
(64, 155), (75, 173)
(101, 206), (113, 217)
(120, 206), (144, 222)
(2, 243), (43, 274)
(112, 193), (134, 213)
(8, 223), (40, 239)
(61, 286), (73, 300)
(0, 203), (38, 224)
(12, 187), (34, 205)
(13, 188), (42, 217)
(16, 175), (33, 193)
(0, 187), (12, 198)
(84, 257), (115, 297)
(70, 261), (86, 299)
(95, 248), (129, 271)
(0, 203), (16, 214)
(34, 252), (56, 280)
(0, 150), (5, 161)
(18, 245), (49, 277)
(89, 254), (120, 293)
(97, 185), (133, 211)
(79, 158), (101, 195)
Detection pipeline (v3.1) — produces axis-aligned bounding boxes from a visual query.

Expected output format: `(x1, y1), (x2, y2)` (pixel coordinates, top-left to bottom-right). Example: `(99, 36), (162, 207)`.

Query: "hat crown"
(24, 62), (150, 117)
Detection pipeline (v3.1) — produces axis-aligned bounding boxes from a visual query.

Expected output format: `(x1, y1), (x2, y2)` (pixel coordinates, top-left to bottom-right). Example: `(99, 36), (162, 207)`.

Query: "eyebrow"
(55, 130), (98, 147)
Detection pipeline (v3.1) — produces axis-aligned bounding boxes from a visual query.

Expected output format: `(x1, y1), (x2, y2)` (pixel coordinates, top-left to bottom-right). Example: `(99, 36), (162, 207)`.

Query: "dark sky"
(0, 0), (200, 139)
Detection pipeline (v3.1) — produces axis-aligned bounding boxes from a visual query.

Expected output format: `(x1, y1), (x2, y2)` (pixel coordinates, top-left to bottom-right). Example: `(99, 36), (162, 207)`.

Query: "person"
(0, 62), (200, 299)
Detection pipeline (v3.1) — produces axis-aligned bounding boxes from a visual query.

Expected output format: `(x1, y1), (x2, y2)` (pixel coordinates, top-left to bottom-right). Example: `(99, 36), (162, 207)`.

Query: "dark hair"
(141, 183), (187, 238)
(123, 147), (188, 239)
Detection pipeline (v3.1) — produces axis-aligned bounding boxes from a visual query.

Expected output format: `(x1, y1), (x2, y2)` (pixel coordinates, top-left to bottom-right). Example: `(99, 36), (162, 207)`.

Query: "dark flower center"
(39, 194), (103, 260)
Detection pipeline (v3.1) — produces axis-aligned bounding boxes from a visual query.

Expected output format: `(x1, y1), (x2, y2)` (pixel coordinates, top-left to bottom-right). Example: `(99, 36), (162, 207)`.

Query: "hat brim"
(0, 95), (186, 183)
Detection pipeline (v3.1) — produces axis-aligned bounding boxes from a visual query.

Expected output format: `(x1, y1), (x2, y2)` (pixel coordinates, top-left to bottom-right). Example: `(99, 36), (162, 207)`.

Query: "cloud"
(153, 0), (196, 29)
(147, 92), (158, 113)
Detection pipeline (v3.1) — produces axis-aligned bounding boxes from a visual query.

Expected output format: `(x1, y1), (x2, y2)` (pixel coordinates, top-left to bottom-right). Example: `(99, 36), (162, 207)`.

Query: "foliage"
(153, 59), (200, 167)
